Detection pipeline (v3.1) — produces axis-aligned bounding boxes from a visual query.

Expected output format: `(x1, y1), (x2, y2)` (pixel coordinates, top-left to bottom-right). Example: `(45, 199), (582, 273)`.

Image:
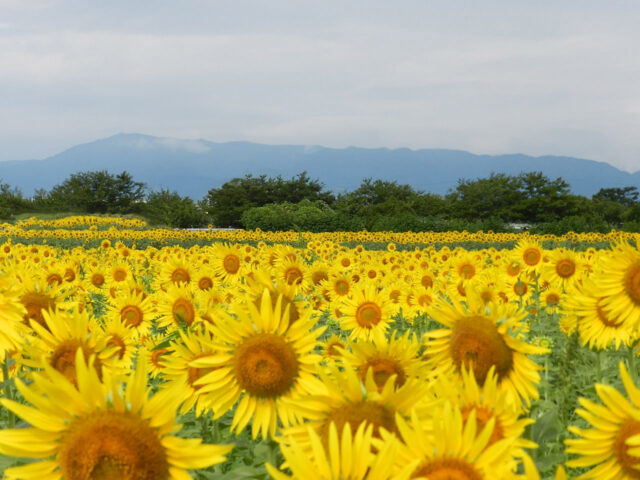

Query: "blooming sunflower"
(0, 273), (27, 355)
(513, 239), (545, 274)
(105, 290), (156, 340)
(566, 362), (640, 479)
(338, 331), (428, 391)
(210, 243), (244, 284)
(424, 292), (548, 407)
(155, 283), (203, 331)
(541, 248), (584, 291)
(563, 278), (634, 350)
(339, 283), (395, 343)
(388, 402), (522, 479)
(267, 422), (418, 480)
(593, 242), (640, 330)
(187, 289), (325, 438)
(0, 349), (233, 480)
(283, 363), (436, 449)
(20, 309), (121, 387)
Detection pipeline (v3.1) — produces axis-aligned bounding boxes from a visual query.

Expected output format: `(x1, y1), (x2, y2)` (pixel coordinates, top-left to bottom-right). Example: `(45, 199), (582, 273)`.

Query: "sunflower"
(155, 255), (194, 289)
(20, 309), (122, 386)
(541, 249), (584, 290)
(513, 239), (545, 273)
(210, 243), (244, 284)
(99, 316), (138, 369)
(388, 402), (522, 479)
(0, 349), (233, 480)
(155, 283), (203, 331)
(424, 292), (548, 407)
(338, 331), (428, 391)
(282, 363), (435, 449)
(562, 279), (634, 350)
(339, 283), (395, 343)
(0, 273), (27, 355)
(436, 366), (537, 462)
(267, 422), (418, 480)
(160, 328), (219, 416)
(106, 290), (156, 339)
(566, 362), (640, 479)
(274, 257), (312, 291)
(320, 271), (355, 304)
(593, 242), (640, 330)
(187, 289), (325, 438)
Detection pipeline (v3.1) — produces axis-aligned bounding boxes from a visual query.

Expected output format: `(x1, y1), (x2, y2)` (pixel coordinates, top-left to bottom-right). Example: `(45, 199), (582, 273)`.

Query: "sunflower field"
(3, 217), (640, 479)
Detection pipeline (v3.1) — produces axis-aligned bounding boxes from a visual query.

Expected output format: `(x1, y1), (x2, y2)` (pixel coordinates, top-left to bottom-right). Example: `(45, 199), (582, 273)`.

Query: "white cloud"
(0, 2), (639, 171)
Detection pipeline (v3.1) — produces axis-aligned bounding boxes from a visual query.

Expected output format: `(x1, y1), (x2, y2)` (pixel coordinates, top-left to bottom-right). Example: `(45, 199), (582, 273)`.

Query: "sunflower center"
(170, 268), (190, 285)
(60, 411), (169, 480)
(323, 401), (395, 441)
(545, 293), (560, 305)
(233, 333), (298, 397)
(412, 458), (482, 480)
(65, 268), (76, 282)
(47, 273), (63, 286)
(624, 262), (640, 306)
(107, 335), (126, 360)
(284, 267), (303, 285)
(506, 262), (521, 277)
(198, 276), (214, 291)
(326, 340), (345, 358)
(113, 269), (127, 282)
(121, 305), (144, 328)
(513, 281), (528, 296)
(523, 248), (542, 266)
(150, 348), (169, 369)
(21, 291), (56, 329)
(356, 302), (382, 328)
(312, 270), (328, 285)
(458, 264), (476, 279)
(449, 316), (513, 385)
(421, 275), (434, 289)
(460, 406), (503, 446)
(223, 254), (240, 274)
(334, 279), (350, 295)
(556, 259), (576, 278)
(172, 298), (195, 326)
(358, 357), (406, 389)
(50, 339), (102, 386)
(613, 418), (640, 478)
(91, 273), (106, 287)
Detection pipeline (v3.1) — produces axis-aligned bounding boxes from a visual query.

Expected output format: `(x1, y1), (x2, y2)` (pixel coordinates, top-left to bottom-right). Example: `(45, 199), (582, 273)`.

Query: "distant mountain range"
(0, 133), (638, 199)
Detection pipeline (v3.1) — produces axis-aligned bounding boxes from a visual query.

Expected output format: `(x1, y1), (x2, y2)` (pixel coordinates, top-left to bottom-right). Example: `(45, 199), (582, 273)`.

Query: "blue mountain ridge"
(0, 133), (637, 199)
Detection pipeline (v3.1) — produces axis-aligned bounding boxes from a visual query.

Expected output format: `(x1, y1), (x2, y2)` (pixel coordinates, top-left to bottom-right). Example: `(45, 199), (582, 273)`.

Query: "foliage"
(145, 189), (211, 228)
(202, 172), (334, 228)
(47, 170), (146, 213)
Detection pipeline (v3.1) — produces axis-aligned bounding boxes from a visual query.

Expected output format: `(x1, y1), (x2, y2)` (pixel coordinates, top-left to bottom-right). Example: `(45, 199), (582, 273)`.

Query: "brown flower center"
(121, 305), (144, 328)
(170, 268), (190, 285)
(556, 259), (576, 278)
(323, 401), (395, 441)
(412, 458), (482, 480)
(613, 418), (640, 479)
(233, 333), (298, 397)
(172, 298), (195, 326)
(223, 254), (240, 274)
(358, 357), (406, 389)
(356, 302), (382, 328)
(624, 262), (640, 306)
(60, 411), (169, 480)
(50, 339), (102, 386)
(450, 316), (513, 385)
(523, 248), (542, 266)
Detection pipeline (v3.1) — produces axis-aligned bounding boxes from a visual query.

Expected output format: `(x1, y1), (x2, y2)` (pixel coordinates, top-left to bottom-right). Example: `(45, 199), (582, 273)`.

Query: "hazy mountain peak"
(0, 133), (638, 199)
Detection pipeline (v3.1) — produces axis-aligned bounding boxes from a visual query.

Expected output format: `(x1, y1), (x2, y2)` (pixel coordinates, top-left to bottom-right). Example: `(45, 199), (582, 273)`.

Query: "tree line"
(2, 169), (640, 233)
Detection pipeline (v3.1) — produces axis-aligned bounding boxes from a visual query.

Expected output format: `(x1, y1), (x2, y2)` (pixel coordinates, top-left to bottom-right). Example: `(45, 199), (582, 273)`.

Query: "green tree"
(48, 170), (146, 213)
(145, 189), (210, 228)
(0, 180), (27, 219)
(201, 172), (333, 228)
(513, 172), (580, 223)
(593, 186), (639, 207)
(446, 173), (523, 220)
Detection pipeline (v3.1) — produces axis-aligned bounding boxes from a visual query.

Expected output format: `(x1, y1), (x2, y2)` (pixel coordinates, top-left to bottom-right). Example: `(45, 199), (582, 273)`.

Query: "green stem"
(595, 349), (602, 385)
(628, 342), (638, 385)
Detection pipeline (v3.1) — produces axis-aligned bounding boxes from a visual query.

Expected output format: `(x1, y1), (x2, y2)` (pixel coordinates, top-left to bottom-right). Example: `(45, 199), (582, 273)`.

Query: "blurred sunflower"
(566, 362), (640, 479)
(0, 350), (233, 480)
(339, 283), (394, 343)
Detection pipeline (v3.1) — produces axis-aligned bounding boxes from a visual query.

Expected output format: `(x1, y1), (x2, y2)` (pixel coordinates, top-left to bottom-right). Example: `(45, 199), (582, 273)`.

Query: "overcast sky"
(1, 0), (640, 170)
